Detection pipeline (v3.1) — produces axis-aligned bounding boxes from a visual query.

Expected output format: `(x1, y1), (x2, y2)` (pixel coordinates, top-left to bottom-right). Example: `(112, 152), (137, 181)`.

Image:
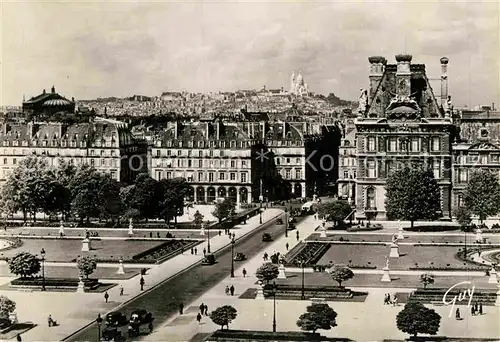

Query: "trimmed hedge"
(11, 277), (99, 287)
(403, 225), (459, 232)
(208, 329), (327, 341)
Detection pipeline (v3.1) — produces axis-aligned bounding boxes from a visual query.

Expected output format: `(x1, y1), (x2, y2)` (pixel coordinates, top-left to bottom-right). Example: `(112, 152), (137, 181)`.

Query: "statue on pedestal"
(357, 89), (368, 116)
(391, 234), (398, 244)
(385, 256), (390, 269)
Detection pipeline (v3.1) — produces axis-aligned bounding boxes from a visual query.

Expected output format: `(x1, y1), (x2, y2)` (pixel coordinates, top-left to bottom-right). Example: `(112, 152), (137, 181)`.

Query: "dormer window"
(43, 140), (48, 147)
(156, 141), (161, 147)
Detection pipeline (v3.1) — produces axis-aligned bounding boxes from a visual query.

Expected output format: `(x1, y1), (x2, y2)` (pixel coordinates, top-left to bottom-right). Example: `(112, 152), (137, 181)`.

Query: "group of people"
(225, 285), (236, 296)
(456, 302), (484, 319)
(196, 302), (210, 323)
(383, 293), (398, 306)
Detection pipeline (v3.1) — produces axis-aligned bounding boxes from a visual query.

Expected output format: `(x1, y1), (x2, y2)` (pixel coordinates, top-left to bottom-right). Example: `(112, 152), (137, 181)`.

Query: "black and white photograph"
(0, 0), (499, 341)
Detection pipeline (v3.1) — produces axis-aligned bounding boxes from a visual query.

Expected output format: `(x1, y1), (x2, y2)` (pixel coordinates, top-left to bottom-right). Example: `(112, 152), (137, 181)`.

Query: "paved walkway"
(146, 216), (500, 341)
(0, 209), (282, 342)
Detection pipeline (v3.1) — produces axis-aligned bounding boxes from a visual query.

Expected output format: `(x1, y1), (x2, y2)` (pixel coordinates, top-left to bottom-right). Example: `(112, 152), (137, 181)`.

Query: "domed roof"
(43, 98), (72, 107)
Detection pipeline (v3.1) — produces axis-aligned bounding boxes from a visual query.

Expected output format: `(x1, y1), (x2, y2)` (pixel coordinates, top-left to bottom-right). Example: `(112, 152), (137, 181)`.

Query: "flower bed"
(262, 283), (356, 300)
(285, 243), (331, 267)
(208, 329), (325, 341)
(10, 277), (99, 288)
(132, 240), (197, 263)
(346, 224), (383, 232)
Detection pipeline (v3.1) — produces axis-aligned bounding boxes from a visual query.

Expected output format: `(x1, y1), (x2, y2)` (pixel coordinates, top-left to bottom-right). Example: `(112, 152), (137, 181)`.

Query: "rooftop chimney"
(368, 56), (386, 98)
(51, 86), (55, 94)
(440, 57), (449, 109)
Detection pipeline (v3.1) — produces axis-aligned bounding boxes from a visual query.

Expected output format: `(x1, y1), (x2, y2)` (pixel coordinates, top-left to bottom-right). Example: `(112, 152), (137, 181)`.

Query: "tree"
(209, 305), (237, 330)
(316, 200), (352, 227)
(212, 198), (236, 223)
(193, 210), (204, 226)
(420, 273), (435, 289)
(96, 174), (122, 223)
(464, 169), (500, 223)
(385, 167), (441, 228)
(255, 262), (279, 284)
(157, 178), (190, 224)
(396, 302), (441, 337)
(296, 303), (337, 333)
(0, 296), (16, 320)
(69, 165), (105, 223)
(8, 252), (41, 278)
(454, 206), (472, 231)
(76, 255), (97, 279)
(123, 173), (161, 221)
(328, 265), (354, 288)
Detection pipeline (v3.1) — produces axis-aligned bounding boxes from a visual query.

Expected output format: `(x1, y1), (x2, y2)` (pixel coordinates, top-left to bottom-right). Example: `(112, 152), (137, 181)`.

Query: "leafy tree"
(209, 305), (237, 330)
(157, 178), (190, 224)
(125, 173), (161, 221)
(296, 303), (337, 333)
(420, 273), (435, 289)
(212, 198), (236, 223)
(0, 296), (16, 320)
(193, 210), (204, 227)
(76, 255), (97, 279)
(396, 302), (441, 337)
(69, 165), (105, 223)
(316, 200), (352, 227)
(328, 265), (354, 288)
(464, 169), (500, 223)
(8, 252), (41, 278)
(385, 167), (441, 228)
(96, 174), (122, 223)
(454, 206), (472, 231)
(255, 262), (279, 284)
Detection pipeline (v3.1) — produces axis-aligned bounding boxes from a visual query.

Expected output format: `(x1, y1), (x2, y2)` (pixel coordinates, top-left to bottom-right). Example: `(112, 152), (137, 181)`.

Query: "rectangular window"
(209, 172), (214, 182)
(367, 137), (376, 151)
(166, 171), (172, 179)
(241, 173), (247, 183)
(296, 158), (301, 164)
(286, 158), (291, 164)
(230, 160), (236, 168)
(219, 172), (225, 180)
(90, 159), (95, 167)
(230, 173), (236, 181)
(343, 171), (349, 179)
(295, 169), (301, 179)
(156, 171), (162, 180)
(286, 169), (291, 179)
(367, 160), (376, 178)
(411, 138), (419, 152)
(432, 137), (440, 151)
(459, 169), (468, 183)
(110, 171), (116, 179)
(388, 138), (397, 152)
(198, 172), (203, 182)
(242, 160), (247, 168)
(432, 160), (440, 179)
(480, 155), (488, 164)
(177, 159), (181, 167)
(198, 160), (202, 168)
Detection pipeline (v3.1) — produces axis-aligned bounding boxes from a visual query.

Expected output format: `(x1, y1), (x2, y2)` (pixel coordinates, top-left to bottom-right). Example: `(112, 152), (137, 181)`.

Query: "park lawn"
(0, 239), (166, 261)
(278, 272), (498, 290)
(306, 233), (500, 245)
(315, 244), (475, 270)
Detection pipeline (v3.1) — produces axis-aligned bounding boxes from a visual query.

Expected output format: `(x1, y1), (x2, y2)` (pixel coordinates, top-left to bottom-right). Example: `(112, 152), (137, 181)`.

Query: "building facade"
(354, 55), (454, 221)
(0, 118), (146, 184)
(22, 86), (76, 116)
(337, 118), (357, 203)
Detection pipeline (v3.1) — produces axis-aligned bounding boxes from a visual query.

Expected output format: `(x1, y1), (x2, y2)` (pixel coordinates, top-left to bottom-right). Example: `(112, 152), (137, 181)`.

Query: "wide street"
(65, 210), (291, 341)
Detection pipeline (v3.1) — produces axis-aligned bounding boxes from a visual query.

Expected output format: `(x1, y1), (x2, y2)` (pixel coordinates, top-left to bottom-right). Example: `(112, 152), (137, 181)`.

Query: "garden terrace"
(406, 288), (498, 306)
(262, 284), (367, 301)
(284, 242), (331, 267)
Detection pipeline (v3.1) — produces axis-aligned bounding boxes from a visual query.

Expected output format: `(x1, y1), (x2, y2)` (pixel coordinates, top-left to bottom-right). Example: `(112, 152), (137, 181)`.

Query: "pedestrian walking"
(242, 268), (247, 277)
(140, 276), (145, 291)
(196, 313), (202, 323)
(285, 242), (289, 251)
(225, 285), (230, 295)
(204, 304), (208, 315)
(456, 308), (461, 320)
(191, 247), (194, 255)
(471, 305), (475, 316)
(230, 285), (235, 296)
(179, 303), (184, 315)
(296, 231), (299, 241)
(104, 291), (109, 303)
(232, 233), (235, 239)
(383, 294), (388, 305)
(218, 230), (221, 236)
(263, 252), (268, 261)
(194, 247), (198, 255)
(148, 321), (153, 333)
(393, 296), (398, 306)
(199, 303), (205, 314)
(203, 248), (206, 256)
(16, 334), (22, 342)
(474, 302), (478, 313)
(120, 286), (124, 296)
(48, 315), (53, 327)
(479, 303), (483, 315)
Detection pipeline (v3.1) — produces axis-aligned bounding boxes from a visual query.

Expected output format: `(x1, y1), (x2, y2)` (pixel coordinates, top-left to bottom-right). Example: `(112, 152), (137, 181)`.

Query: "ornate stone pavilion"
(354, 54), (454, 221)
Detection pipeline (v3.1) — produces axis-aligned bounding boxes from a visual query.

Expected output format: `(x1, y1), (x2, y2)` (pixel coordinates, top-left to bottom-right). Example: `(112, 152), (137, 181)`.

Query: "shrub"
(8, 252), (40, 278)
(0, 296), (16, 320)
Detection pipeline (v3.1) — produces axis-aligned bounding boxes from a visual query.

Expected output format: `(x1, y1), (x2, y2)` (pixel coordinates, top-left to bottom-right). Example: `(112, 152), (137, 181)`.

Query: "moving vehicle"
(262, 233), (273, 242)
(276, 218), (284, 225)
(301, 201), (315, 214)
(202, 254), (216, 265)
(234, 252), (246, 261)
(105, 311), (128, 327)
(101, 326), (123, 341)
(129, 309), (153, 325)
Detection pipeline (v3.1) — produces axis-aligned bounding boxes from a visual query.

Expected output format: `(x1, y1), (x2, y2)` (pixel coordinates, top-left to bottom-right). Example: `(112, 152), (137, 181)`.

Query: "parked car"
(202, 254), (216, 265)
(129, 309), (153, 325)
(234, 252), (246, 261)
(105, 311), (128, 327)
(102, 326), (124, 341)
(262, 233), (273, 242)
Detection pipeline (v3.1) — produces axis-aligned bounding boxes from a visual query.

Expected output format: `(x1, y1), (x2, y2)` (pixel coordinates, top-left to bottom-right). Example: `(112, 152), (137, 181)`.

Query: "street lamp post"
(284, 207), (288, 238)
(96, 313), (103, 341)
(272, 281), (277, 332)
(206, 222), (211, 254)
(230, 238), (235, 278)
(301, 261), (305, 300)
(40, 248), (46, 291)
(259, 177), (263, 224)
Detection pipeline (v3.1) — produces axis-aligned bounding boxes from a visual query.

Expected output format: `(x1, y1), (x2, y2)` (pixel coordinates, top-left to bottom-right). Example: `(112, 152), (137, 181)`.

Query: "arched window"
(366, 187), (376, 209)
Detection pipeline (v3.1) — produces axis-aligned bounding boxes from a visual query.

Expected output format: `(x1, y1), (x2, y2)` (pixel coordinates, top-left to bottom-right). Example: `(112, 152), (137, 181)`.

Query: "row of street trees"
(0, 157), (190, 224)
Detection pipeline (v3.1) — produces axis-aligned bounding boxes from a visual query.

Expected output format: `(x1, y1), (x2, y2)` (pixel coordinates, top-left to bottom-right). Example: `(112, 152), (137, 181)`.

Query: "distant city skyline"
(1, 1), (499, 107)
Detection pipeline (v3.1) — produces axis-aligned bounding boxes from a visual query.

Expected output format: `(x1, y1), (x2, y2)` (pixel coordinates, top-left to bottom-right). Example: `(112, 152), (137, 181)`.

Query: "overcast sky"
(1, 0), (499, 107)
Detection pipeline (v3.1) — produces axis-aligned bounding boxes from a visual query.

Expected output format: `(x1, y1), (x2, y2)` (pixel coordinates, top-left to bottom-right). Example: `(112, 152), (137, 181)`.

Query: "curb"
(61, 210), (283, 341)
